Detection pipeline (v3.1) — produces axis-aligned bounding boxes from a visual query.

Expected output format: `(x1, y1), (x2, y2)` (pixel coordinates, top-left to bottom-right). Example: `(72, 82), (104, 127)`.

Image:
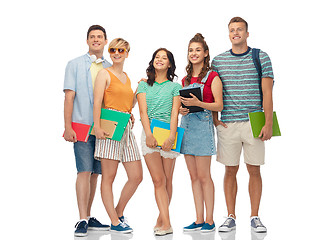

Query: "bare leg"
(87, 173), (99, 217)
(115, 160), (143, 217)
(224, 166), (239, 218)
(196, 156), (214, 224)
(144, 152), (172, 231)
(185, 155), (205, 224)
(155, 156), (176, 228)
(246, 164), (262, 217)
(76, 172), (92, 220)
(100, 159), (120, 225)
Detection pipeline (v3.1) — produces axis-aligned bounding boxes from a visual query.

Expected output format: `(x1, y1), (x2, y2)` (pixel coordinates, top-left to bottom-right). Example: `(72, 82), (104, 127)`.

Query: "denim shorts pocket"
(195, 111), (211, 122)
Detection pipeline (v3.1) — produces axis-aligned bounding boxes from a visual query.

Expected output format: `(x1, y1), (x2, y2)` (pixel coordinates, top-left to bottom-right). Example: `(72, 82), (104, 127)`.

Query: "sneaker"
(251, 217), (267, 233)
(155, 227), (173, 236)
(201, 222), (216, 232)
(88, 217), (110, 231)
(183, 222), (205, 232)
(74, 220), (88, 237)
(111, 222), (133, 234)
(218, 216), (236, 232)
(119, 216), (131, 227)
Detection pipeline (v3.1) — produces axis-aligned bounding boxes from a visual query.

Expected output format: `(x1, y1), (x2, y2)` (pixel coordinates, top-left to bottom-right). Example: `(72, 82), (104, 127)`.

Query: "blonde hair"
(108, 38), (130, 52)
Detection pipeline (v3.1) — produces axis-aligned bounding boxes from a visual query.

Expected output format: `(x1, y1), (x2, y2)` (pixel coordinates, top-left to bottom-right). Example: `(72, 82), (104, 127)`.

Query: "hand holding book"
(180, 93), (201, 107)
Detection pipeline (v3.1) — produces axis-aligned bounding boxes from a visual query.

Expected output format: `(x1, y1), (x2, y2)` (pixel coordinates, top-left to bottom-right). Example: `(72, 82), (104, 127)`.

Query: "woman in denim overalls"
(180, 33), (223, 233)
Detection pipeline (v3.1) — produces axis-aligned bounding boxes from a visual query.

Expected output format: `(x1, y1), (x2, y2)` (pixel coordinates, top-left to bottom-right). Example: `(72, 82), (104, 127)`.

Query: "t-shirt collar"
(230, 47), (251, 57)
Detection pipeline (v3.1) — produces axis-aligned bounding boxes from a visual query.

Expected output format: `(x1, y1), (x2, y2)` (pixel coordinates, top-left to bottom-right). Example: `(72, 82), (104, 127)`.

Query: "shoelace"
(223, 218), (233, 226)
(89, 217), (100, 224)
(75, 220), (87, 228)
(253, 218), (264, 227)
(119, 221), (129, 228)
(121, 216), (129, 225)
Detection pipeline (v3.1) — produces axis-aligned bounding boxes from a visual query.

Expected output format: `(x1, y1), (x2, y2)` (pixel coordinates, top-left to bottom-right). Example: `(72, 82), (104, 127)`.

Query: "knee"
(102, 173), (116, 184)
(225, 166), (239, 178)
(197, 173), (211, 185)
(247, 165), (261, 177)
(152, 176), (166, 188)
(129, 173), (143, 185)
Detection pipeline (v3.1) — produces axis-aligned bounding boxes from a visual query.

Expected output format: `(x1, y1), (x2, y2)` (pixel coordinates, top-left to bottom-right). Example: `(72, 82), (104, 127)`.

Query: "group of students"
(63, 16), (274, 237)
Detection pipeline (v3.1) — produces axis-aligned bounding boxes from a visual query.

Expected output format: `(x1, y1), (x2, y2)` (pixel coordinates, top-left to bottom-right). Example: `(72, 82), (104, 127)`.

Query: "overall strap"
(201, 70), (212, 84)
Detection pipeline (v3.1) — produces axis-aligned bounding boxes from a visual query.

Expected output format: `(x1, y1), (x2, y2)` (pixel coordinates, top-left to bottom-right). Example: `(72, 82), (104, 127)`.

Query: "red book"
(63, 122), (91, 142)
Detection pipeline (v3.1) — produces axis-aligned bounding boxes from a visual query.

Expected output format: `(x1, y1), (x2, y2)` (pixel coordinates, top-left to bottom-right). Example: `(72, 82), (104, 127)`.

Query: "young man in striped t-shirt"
(212, 17), (274, 233)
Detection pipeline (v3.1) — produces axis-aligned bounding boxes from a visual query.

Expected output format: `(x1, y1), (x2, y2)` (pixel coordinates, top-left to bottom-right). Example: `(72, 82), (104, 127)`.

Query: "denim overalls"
(180, 71), (216, 156)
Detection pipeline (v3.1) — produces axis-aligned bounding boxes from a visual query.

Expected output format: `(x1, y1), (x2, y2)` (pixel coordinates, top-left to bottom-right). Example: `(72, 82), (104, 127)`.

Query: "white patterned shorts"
(95, 121), (141, 162)
(141, 130), (180, 159)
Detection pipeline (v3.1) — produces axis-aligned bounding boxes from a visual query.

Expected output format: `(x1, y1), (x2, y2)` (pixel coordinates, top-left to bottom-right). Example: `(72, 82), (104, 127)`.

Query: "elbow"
(216, 103), (223, 112)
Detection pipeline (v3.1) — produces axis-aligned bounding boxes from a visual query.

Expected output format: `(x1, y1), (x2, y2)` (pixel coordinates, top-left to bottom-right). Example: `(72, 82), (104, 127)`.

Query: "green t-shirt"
(137, 80), (182, 123)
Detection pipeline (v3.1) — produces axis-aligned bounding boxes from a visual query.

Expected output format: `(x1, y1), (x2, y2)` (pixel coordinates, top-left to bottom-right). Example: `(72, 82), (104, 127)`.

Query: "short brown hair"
(87, 25), (107, 40)
(228, 17), (248, 31)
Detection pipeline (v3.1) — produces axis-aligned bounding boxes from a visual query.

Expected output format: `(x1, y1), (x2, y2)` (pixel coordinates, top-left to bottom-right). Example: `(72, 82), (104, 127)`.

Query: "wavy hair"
(146, 48), (177, 86)
(184, 33), (211, 86)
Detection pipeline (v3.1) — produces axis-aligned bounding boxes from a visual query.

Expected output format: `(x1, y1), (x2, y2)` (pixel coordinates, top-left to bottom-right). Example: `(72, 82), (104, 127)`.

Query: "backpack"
(252, 48), (263, 101)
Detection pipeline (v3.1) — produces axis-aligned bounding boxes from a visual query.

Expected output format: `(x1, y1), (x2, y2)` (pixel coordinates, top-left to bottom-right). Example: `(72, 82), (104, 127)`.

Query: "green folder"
(248, 111), (281, 138)
(90, 108), (131, 141)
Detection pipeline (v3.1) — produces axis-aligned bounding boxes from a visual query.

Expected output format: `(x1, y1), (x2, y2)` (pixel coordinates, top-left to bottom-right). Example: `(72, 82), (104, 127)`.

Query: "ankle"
(228, 213), (236, 219)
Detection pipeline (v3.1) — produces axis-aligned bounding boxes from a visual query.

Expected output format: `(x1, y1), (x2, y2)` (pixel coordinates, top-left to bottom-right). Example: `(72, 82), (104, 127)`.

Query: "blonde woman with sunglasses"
(93, 38), (143, 234)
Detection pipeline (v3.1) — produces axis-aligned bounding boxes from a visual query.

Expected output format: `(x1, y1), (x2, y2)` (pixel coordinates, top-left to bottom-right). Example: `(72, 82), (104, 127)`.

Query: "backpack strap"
(252, 48), (263, 101)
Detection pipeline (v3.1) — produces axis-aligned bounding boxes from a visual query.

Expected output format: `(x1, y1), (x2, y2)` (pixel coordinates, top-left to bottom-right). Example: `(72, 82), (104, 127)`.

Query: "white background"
(1, 0), (331, 239)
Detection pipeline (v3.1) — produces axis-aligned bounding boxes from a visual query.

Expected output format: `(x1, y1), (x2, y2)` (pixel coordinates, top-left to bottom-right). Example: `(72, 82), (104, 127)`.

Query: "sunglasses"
(108, 48), (127, 54)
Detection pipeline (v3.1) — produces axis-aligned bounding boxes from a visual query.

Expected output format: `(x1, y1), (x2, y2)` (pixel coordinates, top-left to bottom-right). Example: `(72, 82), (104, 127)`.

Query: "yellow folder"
(153, 127), (178, 150)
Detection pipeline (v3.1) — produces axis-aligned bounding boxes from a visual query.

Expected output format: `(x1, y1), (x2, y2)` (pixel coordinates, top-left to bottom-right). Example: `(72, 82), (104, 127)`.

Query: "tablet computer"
(179, 87), (204, 113)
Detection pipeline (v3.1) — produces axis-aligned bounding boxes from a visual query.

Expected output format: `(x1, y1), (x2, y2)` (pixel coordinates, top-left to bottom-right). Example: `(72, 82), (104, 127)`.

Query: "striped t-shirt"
(137, 80), (182, 123)
(212, 47), (274, 122)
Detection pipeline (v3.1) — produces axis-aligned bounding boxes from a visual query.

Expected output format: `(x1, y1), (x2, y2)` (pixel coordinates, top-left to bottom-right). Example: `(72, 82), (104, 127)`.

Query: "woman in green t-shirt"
(137, 48), (181, 236)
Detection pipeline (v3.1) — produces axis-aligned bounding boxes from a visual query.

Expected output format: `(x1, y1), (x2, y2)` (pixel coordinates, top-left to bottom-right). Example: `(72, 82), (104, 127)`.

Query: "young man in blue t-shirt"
(212, 17), (274, 233)
(63, 25), (111, 237)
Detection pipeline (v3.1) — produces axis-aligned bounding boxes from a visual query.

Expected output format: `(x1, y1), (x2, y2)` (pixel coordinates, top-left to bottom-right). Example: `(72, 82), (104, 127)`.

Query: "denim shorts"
(74, 135), (102, 174)
(180, 110), (216, 156)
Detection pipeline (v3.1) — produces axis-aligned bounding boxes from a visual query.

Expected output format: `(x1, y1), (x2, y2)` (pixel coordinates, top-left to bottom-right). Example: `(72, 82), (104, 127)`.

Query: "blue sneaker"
(251, 217), (267, 233)
(201, 222), (216, 232)
(88, 217), (110, 231)
(119, 216), (130, 225)
(74, 220), (88, 237)
(111, 222), (133, 234)
(219, 216), (236, 232)
(183, 222), (205, 232)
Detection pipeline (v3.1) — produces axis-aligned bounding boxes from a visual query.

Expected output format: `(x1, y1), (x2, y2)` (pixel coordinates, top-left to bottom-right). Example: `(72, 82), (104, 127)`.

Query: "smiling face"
(228, 22), (249, 47)
(109, 47), (128, 63)
(87, 30), (108, 55)
(153, 50), (170, 71)
(188, 42), (208, 65)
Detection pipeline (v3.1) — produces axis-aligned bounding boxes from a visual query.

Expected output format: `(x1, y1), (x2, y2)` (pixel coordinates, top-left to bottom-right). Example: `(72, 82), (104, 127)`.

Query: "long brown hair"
(146, 48), (177, 86)
(184, 33), (211, 86)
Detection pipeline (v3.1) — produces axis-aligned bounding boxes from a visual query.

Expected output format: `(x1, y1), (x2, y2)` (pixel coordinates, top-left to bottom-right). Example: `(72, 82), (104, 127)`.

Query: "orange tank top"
(103, 68), (134, 113)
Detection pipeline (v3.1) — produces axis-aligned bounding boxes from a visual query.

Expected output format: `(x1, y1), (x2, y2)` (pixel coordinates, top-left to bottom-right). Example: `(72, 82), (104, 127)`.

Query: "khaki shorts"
(216, 121), (265, 166)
